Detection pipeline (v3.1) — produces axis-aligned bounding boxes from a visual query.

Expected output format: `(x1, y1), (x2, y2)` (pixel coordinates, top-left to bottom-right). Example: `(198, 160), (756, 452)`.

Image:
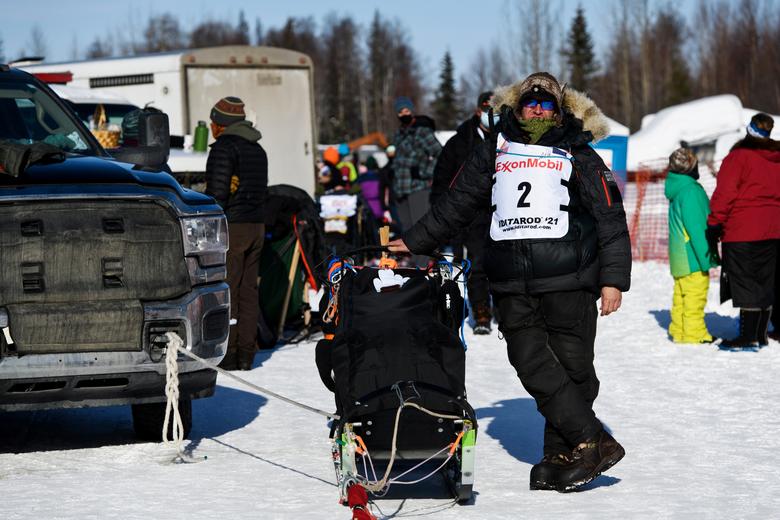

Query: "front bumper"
(0, 368), (216, 411)
(0, 282), (229, 411)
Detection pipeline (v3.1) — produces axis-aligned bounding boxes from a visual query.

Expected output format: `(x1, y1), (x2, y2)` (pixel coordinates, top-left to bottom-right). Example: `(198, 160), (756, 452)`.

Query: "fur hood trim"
(491, 82), (611, 143)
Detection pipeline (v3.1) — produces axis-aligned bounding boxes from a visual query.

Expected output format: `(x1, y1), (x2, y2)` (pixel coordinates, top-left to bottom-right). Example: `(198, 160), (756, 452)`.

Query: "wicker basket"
(90, 104), (120, 149)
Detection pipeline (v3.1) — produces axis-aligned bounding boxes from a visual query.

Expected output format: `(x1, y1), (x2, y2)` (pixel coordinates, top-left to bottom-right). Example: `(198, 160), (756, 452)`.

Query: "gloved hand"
(705, 224), (723, 264)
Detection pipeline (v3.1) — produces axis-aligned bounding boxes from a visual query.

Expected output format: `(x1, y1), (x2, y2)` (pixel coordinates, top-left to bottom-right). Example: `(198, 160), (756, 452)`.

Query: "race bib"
(319, 194), (358, 218)
(490, 134), (573, 241)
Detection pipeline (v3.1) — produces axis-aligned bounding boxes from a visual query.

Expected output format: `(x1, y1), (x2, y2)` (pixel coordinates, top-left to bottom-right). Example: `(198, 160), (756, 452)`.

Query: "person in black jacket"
(431, 91), (496, 334)
(389, 72), (631, 492)
(206, 96), (268, 371)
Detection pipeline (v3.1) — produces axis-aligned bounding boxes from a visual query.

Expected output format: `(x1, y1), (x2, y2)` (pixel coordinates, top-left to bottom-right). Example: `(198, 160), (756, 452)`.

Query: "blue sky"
(2, 0), (703, 76)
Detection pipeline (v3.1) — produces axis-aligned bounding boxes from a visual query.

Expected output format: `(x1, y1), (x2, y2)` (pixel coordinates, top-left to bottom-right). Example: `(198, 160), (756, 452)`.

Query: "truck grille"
(0, 200), (191, 353)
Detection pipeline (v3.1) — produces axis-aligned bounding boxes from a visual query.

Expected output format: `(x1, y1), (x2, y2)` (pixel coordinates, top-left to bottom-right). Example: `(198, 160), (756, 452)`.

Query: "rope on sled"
(360, 402), (463, 493)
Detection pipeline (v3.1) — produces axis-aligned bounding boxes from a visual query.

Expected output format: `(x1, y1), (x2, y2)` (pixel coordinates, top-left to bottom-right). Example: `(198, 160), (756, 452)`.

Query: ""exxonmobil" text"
(497, 157), (564, 172)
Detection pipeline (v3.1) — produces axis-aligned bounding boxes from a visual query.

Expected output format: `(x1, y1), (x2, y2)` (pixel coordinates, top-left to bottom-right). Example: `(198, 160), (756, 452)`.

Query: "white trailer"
(23, 46), (317, 195)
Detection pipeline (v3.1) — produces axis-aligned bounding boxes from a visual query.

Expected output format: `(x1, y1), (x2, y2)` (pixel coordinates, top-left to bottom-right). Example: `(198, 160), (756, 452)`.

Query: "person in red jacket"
(707, 113), (780, 349)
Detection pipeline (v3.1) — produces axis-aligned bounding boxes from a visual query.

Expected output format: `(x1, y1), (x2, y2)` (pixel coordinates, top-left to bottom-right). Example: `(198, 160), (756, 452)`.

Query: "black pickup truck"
(0, 65), (229, 439)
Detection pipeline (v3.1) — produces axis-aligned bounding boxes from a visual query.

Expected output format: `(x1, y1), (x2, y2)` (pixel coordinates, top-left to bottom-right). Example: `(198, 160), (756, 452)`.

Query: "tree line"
(462, 0), (780, 132)
(6, 0), (780, 138)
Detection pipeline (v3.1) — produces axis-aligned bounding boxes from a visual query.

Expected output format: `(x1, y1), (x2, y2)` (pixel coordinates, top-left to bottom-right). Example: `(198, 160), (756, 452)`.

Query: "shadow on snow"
(476, 397), (620, 490)
(0, 385), (266, 454)
(649, 309), (739, 339)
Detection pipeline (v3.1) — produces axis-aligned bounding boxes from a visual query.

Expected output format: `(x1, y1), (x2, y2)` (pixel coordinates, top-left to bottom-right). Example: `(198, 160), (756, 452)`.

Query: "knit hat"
(516, 72), (564, 114)
(394, 96), (415, 113)
(323, 146), (339, 165)
(747, 112), (774, 139)
(478, 91), (494, 109)
(669, 147), (698, 175)
(210, 96), (246, 127)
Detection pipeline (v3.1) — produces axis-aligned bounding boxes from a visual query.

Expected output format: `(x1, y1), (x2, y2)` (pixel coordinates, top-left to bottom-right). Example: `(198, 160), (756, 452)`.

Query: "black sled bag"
(321, 268), (466, 423)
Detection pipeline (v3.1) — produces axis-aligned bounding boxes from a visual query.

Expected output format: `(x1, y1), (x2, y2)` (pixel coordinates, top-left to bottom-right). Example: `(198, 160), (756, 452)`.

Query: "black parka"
(430, 115), (482, 205)
(404, 96), (631, 296)
(205, 121), (268, 223)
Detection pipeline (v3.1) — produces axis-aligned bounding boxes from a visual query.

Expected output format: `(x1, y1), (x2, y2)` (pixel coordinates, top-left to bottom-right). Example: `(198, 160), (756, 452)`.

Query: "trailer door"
(186, 67), (315, 195)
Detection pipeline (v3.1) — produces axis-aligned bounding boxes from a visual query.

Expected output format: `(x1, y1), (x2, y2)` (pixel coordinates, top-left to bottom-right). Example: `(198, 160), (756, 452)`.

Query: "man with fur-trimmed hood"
(389, 72), (631, 492)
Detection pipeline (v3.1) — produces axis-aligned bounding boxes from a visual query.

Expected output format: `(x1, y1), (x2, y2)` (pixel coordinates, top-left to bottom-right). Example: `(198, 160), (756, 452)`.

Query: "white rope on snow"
(162, 332), (202, 463)
(161, 332), (339, 461)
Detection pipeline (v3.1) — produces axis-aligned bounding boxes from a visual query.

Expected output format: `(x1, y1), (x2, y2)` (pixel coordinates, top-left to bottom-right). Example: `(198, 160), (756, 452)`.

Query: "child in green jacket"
(665, 147), (718, 343)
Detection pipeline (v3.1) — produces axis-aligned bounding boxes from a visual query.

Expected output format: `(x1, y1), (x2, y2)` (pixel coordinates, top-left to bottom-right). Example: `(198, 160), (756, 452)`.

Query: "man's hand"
(600, 286), (622, 316)
(387, 238), (410, 254)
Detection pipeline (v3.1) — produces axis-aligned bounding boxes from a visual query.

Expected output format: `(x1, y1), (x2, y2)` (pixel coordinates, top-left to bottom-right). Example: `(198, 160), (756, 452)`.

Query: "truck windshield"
(66, 102), (138, 130)
(0, 78), (96, 155)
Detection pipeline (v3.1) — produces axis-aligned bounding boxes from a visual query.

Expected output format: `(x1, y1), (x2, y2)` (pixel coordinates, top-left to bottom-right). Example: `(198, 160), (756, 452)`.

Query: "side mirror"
(111, 110), (170, 168)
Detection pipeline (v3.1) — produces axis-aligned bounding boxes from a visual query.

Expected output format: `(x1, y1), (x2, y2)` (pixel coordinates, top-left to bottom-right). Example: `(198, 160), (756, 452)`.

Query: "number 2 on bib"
(517, 182), (531, 208)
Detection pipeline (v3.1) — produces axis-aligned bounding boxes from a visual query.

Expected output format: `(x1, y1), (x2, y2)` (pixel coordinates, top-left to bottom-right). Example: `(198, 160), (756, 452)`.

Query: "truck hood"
(1, 154), (213, 206)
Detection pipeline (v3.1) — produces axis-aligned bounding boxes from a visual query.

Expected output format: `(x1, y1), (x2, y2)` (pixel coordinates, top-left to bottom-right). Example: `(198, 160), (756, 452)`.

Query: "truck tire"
(131, 399), (192, 441)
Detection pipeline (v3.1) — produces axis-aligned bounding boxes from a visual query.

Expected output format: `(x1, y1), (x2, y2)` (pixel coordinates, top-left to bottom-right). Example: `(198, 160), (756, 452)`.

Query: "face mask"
(398, 115), (413, 125)
(480, 111), (499, 130)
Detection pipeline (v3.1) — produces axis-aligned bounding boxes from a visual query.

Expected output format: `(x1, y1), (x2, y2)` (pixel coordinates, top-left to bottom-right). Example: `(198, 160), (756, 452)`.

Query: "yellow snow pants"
(669, 271), (713, 343)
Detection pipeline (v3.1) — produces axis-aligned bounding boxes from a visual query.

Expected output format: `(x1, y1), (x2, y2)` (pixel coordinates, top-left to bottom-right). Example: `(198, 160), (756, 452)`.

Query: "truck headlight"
(180, 216), (228, 266)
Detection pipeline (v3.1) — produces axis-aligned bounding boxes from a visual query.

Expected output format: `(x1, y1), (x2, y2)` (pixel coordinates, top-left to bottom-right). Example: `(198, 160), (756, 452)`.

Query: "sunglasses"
(523, 99), (556, 111)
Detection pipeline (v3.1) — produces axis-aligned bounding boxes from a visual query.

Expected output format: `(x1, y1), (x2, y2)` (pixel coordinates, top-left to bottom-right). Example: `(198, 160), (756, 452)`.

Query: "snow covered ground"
(2, 261), (779, 519)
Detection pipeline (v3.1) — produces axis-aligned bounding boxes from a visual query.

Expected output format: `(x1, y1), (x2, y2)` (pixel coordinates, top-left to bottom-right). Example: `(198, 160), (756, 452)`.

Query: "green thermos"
(193, 120), (208, 152)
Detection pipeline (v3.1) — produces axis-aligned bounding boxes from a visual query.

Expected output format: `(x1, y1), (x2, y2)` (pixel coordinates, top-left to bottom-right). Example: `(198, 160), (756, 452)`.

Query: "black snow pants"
(722, 240), (778, 308)
(495, 289), (603, 455)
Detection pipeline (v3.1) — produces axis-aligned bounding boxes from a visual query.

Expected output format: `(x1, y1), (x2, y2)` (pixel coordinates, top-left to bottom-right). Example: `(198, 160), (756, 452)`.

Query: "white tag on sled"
(490, 134), (573, 241)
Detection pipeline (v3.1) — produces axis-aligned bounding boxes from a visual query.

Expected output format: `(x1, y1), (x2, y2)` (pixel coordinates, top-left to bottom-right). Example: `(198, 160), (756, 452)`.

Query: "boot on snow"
(529, 452), (571, 490)
(720, 309), (766, 351)
(473, 302), (492, 335)
(555, 430), (625, 493)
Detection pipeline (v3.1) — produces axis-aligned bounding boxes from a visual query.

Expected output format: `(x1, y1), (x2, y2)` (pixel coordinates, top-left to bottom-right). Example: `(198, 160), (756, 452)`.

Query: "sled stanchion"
(378, 225), (397, 269)
(278, 240), (302, 337)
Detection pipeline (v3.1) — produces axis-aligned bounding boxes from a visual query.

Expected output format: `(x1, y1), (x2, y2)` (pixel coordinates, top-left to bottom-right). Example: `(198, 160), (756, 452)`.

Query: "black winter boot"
(555, 430), (625, 493)
(473, 302), (492, 335)
(757, 308), (771, 346)
(720, 309), (763, 350)
(218, 350), (238, 370)
(530, 453), (571, 490)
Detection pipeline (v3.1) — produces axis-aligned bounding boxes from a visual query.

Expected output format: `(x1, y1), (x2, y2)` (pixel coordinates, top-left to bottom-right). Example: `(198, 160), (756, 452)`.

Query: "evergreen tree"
(237, 11), (250, 45)
(432, 51), (458, 130)
(254, 18), (264, 46)
(562, 6), (598, 91)
(0, 33), (5, 63)
(666, 60), (692, 105)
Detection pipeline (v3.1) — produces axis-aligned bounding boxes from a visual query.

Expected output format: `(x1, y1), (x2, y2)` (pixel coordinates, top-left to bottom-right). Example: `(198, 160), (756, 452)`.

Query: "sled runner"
(315, 249), (478, 505)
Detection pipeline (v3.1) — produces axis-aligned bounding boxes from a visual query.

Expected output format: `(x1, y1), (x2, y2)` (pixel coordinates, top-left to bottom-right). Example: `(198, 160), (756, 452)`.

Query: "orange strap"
(354, 435), (369, 456)
(378, 257), (398, 269)
(449, 430), (465, 456)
